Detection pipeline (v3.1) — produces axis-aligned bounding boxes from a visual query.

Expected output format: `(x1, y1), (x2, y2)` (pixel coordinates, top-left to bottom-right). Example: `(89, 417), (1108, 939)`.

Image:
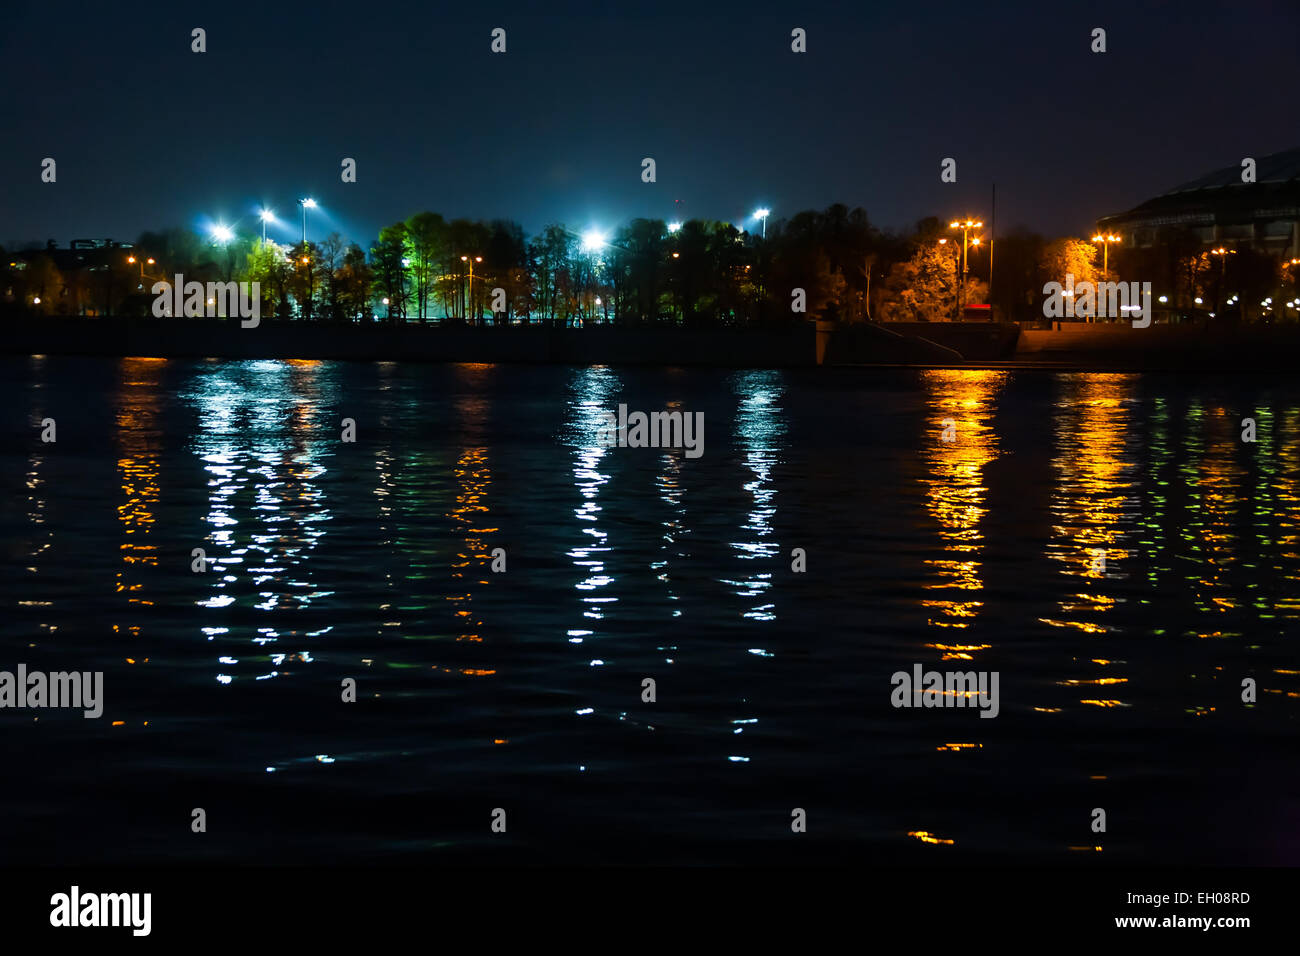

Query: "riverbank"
(0, 316), (820, 367)
(6, 315), (1300, 370)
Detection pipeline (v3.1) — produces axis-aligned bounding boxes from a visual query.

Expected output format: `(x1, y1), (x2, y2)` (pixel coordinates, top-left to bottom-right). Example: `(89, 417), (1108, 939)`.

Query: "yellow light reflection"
(919, 370), (1006, 632)
(115, 358), (163, 630)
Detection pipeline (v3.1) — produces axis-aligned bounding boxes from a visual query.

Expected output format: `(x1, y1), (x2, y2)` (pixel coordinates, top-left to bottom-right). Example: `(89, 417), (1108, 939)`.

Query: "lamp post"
(210, 225), (235, 283)
(938, 238), (960, 320)
(300, 254), (314, 322)
(754, 208), (770, 239)
(460, 254), (482, 324)
(126, 255), (156, 290)
(948, 219), (983, 320)
(1092, 233), (1120, 280)
(260, 209), (275, 243)
(1210, 246), (1235, 318)
(298, 198), (316, 244)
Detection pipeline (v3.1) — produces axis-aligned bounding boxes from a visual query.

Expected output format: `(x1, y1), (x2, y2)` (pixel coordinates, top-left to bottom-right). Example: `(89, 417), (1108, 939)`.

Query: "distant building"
(3, 239), (142, 315)
(1098, 147), (1300, 258)
(70, 238), (132, 251)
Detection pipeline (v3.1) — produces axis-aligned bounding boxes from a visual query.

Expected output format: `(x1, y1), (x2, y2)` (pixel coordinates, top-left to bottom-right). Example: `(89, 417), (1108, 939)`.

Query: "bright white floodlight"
(581, 229), (607, 253)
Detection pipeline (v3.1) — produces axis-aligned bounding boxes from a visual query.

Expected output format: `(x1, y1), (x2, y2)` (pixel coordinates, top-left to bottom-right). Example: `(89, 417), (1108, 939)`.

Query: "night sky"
(3, 0), (1297, 248)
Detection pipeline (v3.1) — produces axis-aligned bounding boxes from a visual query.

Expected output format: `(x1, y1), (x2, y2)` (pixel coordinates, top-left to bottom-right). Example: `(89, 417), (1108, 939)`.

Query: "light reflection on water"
(919, 369), (1006, 634)
(185, 360), (338, 679)
(115, 359), (164, 633)
(1041, 373), (1139, 639)
(565, 366), (619, 633)
(447, 366), (497, 647)
(724, 369), (786, 623)
(6, 357), (1300, 864)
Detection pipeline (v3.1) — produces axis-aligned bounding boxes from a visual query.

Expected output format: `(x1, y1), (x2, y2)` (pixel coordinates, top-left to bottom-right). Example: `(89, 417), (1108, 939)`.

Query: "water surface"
(2, 357), (1297, 864)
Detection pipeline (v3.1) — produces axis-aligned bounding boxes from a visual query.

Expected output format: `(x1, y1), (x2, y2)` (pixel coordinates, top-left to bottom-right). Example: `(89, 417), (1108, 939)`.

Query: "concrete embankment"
(827, 319), (1300, 370)
(1013, 320), (1300, 371)
(7, 315), (1300, 370)
(0, 317), (820, 367)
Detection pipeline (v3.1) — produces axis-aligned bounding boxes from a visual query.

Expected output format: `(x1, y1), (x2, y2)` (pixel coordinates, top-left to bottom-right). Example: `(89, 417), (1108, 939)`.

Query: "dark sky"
(3, 0), (1297, 248)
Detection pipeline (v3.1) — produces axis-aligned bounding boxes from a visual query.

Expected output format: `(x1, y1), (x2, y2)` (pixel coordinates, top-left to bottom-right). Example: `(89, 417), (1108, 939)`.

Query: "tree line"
(4, 205), (1296, 324)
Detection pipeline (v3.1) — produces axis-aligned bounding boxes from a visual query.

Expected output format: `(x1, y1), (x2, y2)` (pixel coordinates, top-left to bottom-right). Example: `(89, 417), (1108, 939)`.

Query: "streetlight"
(460, 254), (483, 324)
(1210, 246), (1235, 316)
(210, 225), (235, 282)
(948, 219), (983, 320)
(667, 222), (682, 234)
(298, 198), (316, 244)
(580, 230), (606, 253)
(1091, 233), (1121, 280)
(753, 208), (770, 239)
(259, 208), (275, 242)
(126, 255), (155, 289)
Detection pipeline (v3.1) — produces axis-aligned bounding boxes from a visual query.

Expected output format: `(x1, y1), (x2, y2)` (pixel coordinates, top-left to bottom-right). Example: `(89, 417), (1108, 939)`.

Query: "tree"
(287, 241), (321, 320)
(1039, 238), (1098, 290)
(338, 243), (373, 322)
(404, 212), (446, 322)
(529, 224), (575, 324)
(316, 232), (346, 322)
(371, 224), (410, 323)
(877, 239), (957, 321)
(245, 238), (291, 319)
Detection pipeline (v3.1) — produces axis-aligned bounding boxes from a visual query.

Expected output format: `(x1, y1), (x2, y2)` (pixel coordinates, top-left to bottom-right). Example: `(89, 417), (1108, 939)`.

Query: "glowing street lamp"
(298, 198), (317, 244)
(460, 254), (483, 323)
(667, 222), (682, 234)
(210, 224), (234, 244)
(949, 218), (984, 319)
(580, 229), (607, 253)
(259, 208), (275, 242)
(126, 254), (156, 289)
(1091, 233), (1121, 279)
(1210, 246), (1235, 315)
(753, 208), (770, 239)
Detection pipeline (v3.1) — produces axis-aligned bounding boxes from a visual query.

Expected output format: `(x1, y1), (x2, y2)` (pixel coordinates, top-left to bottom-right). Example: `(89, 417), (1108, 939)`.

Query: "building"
(3, 239), (143, 315)
(1098, 147), (1300, 258)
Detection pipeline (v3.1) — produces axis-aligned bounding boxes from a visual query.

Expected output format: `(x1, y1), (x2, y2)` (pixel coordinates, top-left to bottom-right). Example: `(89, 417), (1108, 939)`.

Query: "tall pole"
(864, 256), (872, 321)
(301, 204), (307, 244)
(961, 225), (969, 319)
(989, 183), (995, 321)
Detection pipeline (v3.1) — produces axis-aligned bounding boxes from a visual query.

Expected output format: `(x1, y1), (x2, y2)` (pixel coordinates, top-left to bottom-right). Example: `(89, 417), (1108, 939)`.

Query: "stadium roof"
(1165, 147), (1300, 194)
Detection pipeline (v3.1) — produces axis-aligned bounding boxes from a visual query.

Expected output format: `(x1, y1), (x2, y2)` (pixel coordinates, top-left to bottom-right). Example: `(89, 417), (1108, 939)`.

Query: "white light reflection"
(565, 367), (621, 623)
(721, 371), (787, 622)
(185, 360), (337, 685)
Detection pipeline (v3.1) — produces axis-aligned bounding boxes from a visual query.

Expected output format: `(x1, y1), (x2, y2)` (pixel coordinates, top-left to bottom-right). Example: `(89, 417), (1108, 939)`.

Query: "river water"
(2, 356), (1297, 864)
